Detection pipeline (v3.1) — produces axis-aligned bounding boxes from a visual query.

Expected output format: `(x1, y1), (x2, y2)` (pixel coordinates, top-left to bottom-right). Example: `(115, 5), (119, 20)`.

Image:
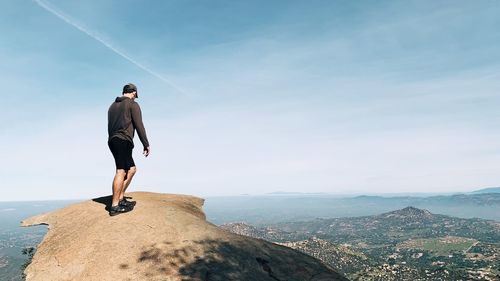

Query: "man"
(107, 83), (151, 216)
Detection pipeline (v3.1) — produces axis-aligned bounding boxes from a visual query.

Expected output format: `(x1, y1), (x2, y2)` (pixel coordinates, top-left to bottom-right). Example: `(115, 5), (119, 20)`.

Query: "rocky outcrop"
(380, 206), (434, 220)
(22, 192), (348, 281)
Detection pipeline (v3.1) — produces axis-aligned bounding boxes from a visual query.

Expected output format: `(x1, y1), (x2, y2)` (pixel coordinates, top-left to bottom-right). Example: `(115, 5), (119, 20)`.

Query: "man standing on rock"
(107, 83), (150, 216)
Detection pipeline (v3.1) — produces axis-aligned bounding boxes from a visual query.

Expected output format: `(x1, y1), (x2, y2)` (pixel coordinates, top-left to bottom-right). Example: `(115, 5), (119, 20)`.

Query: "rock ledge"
(22, 191), (347, 281)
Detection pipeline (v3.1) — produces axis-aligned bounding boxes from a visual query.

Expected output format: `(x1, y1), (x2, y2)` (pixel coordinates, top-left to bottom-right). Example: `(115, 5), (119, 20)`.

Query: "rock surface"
(22, 192), (348, 281)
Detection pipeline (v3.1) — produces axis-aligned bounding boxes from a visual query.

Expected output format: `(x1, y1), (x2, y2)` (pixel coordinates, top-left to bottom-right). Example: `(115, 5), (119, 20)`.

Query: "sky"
(1, 0), (500, 201)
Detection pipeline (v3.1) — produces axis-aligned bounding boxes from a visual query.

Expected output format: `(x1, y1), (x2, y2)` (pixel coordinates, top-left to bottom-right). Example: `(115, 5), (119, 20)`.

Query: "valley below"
(222, 206), (500, 280)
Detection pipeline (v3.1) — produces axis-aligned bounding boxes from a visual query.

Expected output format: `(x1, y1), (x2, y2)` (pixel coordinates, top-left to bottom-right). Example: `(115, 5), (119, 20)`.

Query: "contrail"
(33, 0), (187, 95)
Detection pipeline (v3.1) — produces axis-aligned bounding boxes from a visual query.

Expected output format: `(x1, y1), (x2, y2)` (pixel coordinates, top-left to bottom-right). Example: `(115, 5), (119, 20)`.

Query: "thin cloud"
(33, 0), (188, 96)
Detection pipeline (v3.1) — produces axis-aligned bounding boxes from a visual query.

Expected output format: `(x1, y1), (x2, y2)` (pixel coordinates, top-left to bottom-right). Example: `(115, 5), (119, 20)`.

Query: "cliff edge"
(21, 191), (348, 281)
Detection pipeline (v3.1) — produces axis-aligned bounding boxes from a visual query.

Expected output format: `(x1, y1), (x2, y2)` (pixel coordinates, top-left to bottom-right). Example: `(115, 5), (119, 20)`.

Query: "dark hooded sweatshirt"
(108, 96), (149, 149)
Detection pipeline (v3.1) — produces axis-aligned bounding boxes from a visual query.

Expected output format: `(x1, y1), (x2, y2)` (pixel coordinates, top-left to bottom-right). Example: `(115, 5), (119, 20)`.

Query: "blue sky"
(1, 0), (500, 200)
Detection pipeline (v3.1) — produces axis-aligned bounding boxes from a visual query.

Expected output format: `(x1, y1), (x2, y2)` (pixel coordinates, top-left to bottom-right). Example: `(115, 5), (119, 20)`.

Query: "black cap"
(123, 83), (138, 98)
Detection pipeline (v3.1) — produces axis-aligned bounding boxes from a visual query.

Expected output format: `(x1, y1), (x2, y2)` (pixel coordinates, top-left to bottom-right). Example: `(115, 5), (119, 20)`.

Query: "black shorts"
(108, 137), (135, 171)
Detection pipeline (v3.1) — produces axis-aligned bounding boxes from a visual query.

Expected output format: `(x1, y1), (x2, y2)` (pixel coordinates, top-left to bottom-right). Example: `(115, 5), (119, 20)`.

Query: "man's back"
(108, 96), (149, 149)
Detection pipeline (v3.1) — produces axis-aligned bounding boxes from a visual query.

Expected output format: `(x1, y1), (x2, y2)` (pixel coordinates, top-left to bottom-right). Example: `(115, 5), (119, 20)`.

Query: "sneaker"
(119, 198), (136, 208)
(108, 204), (133, 216)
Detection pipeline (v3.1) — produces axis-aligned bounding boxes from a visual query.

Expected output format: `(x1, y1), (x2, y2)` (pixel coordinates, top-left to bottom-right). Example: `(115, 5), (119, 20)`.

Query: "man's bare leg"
(119, 166), (136, 201)
(112, 169), (127, 207)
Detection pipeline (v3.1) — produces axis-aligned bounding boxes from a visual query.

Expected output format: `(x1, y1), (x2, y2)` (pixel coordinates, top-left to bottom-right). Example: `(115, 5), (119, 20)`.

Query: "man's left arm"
(131, 102), (150, 154)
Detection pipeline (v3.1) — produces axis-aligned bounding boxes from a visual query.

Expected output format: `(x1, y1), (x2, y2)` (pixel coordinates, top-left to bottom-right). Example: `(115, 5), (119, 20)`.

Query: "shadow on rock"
(134, 238), (348, 281)
(92, 195), (134, 211)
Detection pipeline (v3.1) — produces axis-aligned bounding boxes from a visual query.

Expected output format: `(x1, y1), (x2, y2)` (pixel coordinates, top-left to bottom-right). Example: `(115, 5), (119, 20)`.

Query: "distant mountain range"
(352, 192), (500, 207)
(264, 186), (500, 197)
(221, 207), (500, 280)
(205, 192), (500, 225)
(472, 187), (500, 194)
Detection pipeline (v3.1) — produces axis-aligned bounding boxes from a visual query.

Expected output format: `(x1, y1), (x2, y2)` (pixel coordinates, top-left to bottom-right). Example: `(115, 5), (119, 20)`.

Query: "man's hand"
(143, 146), (150, 157)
